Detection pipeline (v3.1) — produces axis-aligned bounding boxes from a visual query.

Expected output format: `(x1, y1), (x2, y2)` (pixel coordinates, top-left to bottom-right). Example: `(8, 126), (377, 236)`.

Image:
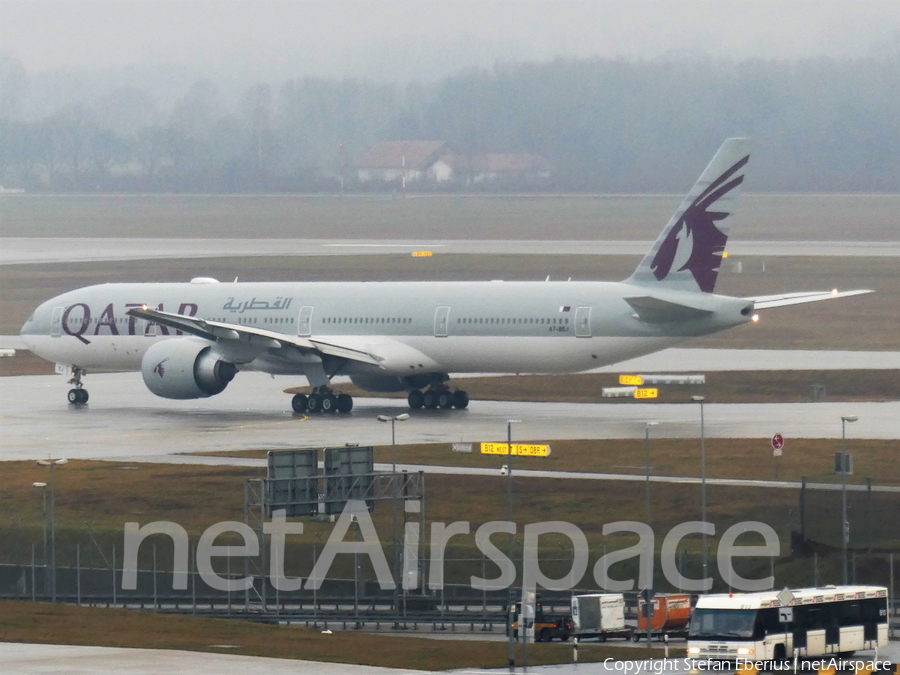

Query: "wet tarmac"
(1, 372), (897, 463)
(2, 642), (897, 675)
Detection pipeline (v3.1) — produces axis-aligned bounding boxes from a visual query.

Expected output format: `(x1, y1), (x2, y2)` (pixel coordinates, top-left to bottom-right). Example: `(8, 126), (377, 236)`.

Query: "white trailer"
(570, 593), (632, 641)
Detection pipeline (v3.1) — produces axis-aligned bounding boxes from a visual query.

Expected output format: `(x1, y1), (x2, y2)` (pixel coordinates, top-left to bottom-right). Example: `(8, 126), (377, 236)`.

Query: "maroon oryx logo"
(650, 154), (748, 293)
(153, 358), (170, 377)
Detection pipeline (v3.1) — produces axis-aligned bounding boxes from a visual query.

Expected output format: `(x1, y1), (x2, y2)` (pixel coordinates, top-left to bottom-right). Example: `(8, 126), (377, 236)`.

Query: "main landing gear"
(407, 387), (469, 410)
(67, 367), (89, 405)
(291, 388), (353, 414)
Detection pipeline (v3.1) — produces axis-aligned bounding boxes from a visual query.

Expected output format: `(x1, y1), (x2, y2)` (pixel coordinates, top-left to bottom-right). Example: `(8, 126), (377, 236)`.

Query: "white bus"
(687, 586), (889, 661)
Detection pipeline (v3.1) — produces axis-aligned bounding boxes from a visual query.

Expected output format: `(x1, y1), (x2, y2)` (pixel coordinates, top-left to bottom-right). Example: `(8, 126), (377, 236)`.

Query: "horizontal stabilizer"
(624, 295), (714, 323)
(749, 289), (873, 310)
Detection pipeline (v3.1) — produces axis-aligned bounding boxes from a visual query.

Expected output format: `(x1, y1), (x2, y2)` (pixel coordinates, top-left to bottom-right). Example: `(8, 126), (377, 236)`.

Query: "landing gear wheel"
(291, 393), (308, 413)
(407, 390), (424, 409)
(437, 390), (453, 409)
(68, 388), (88, 404)
(306, 394), (323, 413)
(67, 366), (88, 404)
(451, 390), (469, 409)
(422, 390), (439, 409)
(336, 394), (353, 413)
(321, 393), (337, 413)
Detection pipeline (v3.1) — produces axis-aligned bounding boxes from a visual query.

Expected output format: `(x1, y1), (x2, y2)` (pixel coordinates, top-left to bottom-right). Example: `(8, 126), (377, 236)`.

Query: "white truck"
(570, 593), (632, 641)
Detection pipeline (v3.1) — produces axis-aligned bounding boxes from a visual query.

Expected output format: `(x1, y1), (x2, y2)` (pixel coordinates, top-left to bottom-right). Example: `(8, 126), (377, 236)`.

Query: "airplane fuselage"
(21, 279), (752, 377)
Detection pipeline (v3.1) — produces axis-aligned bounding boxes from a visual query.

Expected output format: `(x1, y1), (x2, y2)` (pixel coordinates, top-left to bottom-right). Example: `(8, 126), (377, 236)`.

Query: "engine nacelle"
(141, 338), (238, 400)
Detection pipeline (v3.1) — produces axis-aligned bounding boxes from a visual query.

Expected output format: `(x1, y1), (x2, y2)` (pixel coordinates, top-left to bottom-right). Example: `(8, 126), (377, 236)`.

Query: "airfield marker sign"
(772, 433), (784, 479)
(619, 374), (643, 386)
(480, 442), (551, 457)
(771, 433), (785, 455)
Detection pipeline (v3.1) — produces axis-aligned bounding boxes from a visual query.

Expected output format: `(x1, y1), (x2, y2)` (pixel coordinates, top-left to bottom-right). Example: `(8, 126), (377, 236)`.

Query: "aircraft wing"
(748, 289), (873, 310)
(125, 307), (384, 367)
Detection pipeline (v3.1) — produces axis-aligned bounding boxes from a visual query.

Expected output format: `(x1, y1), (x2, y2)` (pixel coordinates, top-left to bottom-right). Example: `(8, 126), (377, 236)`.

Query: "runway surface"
(0, 643), (414, 675)
(2, 343), (899, 370)
(3, 237), (899, 265)
(589, 348), (900, 372)
(3, 642), (898, 675)
(2, 372), (897, 463)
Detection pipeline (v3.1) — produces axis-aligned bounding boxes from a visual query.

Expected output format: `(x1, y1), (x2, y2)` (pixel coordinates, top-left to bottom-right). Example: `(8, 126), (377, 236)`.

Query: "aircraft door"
(51, 307), (64, 337)
(574, 306), (592, 338)
(297, 306), (314, 337)
(434, 306), (450, 337)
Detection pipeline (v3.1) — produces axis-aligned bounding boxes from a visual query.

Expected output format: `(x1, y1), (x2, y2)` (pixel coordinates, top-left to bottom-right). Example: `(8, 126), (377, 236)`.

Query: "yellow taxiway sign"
(480, 442), (551, 457)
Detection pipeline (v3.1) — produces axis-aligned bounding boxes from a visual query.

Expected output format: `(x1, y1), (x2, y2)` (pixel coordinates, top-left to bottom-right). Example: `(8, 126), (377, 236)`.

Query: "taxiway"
(2, 237), (899, 265)
(1, 372), (897, 463)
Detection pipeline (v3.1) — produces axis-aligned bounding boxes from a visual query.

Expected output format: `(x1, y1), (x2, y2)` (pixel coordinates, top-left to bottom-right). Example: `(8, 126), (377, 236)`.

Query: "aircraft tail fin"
(626, 138), (751, 294)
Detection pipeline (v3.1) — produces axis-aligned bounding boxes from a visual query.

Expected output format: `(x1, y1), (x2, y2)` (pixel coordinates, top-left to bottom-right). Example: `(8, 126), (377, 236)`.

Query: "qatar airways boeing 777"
(20, 138), (870, 412)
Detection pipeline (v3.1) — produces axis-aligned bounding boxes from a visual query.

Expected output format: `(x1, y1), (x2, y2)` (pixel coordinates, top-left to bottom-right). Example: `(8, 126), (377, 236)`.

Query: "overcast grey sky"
(2, 0), (899, 82)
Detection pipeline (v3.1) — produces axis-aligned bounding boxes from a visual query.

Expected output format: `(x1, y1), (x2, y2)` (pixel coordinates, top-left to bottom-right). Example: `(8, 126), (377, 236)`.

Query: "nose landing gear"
(67, 367), (89, 404)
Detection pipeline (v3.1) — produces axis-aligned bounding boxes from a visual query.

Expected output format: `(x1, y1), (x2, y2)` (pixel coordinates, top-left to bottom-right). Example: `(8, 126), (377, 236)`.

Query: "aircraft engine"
(141, 338), (237, 399)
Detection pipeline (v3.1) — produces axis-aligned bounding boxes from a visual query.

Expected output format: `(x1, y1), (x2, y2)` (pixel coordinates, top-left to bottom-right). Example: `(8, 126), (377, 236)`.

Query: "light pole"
(377, 413), (409, 615)
(691, 396), (708, 586)
(37, 458), (68, 602)
(840, 415), (858, 585)
(644, 421), (658, 529)
(32, 482), (48, 597)
(505, 419), (521, 668)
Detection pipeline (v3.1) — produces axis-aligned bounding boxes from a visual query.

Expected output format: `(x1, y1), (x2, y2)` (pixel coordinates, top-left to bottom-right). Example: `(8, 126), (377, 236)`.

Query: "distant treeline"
(0, 54), (897, 193)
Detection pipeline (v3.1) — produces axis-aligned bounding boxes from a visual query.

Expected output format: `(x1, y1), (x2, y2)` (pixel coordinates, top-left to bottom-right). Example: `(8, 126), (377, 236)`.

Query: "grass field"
(2, 193), (898, 241)
(2, 438), (897, 586)
(214, 437), (900, 485)
(1, 253), (898, 351)
(2, 192), (894, 666)
(0, 601), (660, 669)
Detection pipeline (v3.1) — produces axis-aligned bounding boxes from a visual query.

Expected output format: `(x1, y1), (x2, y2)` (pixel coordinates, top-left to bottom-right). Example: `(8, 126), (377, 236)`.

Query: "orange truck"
(634, 593), (692, 641)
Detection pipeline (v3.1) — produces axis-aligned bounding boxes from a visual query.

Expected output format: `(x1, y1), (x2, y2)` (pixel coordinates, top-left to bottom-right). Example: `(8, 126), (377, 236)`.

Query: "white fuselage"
(21, 279), (751, 379)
